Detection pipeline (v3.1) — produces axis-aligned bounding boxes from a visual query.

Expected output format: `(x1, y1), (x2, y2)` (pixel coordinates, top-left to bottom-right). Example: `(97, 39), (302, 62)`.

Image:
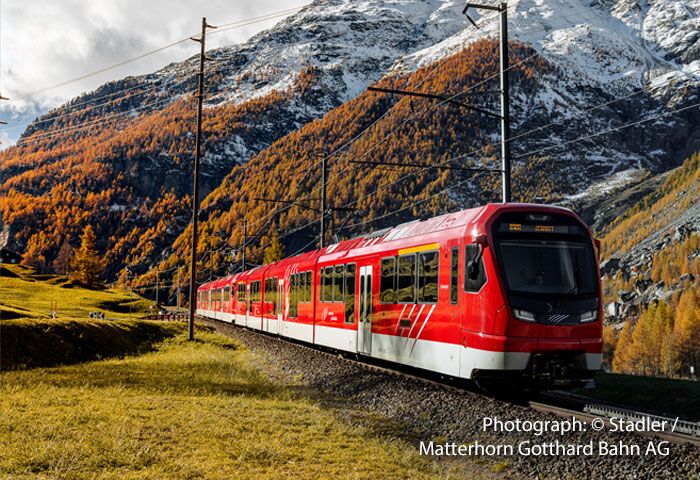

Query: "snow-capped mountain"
(20, 0), (700, 183)
(2, 0), (699, 282)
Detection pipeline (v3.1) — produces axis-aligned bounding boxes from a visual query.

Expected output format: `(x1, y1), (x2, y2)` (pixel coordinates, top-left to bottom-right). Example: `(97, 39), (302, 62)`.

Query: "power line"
(514, 100), (700, 160)
(15, 87), (195, 145)
(0, 83), (155, 132)
(6, 6), (308, 103)
(238, 6), (510, 246)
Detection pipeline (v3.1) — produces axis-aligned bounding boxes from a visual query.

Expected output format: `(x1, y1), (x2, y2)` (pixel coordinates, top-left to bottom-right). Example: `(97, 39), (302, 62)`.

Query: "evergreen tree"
(71, 225), (105, 286)
(263, 232), (285, 264)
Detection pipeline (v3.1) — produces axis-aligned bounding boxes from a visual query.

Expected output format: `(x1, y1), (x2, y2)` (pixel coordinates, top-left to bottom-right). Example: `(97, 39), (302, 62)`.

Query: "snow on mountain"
(13, 0), (700, 196)
(397, 0), (699, 195)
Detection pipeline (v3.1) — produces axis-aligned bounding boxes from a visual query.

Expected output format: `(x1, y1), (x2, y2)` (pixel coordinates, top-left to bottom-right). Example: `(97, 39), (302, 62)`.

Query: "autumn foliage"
(608, 288), (700, 378)
(70, 225), (105, 286)
(153, 40), (553, 288)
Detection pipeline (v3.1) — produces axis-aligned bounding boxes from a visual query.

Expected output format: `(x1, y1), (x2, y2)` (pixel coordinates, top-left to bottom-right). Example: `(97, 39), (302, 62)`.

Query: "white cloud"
(0, 0), (310, 143)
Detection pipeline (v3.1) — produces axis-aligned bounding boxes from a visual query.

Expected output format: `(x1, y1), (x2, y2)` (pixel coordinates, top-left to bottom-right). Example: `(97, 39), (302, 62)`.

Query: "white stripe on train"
(195, 309), (601, 379)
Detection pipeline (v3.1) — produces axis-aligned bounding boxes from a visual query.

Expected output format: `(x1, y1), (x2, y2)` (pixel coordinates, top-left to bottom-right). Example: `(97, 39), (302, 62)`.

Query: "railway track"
(163, 314), (700, 449)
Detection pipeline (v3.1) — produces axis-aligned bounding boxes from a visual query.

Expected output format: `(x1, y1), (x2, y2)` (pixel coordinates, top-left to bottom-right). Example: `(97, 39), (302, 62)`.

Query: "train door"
(358, 265), (373, 355)
(275, 278), (283, 335)
(246, 284), (250, 325)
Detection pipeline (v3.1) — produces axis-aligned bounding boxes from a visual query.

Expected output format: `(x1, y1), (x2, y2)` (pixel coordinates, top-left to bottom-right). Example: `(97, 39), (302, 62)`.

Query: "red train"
(197, 203), (603, 387)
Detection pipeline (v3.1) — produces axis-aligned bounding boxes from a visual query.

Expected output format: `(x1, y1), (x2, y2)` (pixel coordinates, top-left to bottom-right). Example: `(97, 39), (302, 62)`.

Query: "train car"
(196, 203), (603, 387)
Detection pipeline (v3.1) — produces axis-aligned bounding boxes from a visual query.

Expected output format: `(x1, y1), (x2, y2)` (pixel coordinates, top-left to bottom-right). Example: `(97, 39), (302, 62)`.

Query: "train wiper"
(555, 285), (578, 308)
(556, 262), (581, 308)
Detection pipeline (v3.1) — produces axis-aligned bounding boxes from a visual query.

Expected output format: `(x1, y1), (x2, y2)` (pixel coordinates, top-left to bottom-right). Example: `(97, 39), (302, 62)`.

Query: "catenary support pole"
(320, 155), (327, 248)
(499, 2), (511, 203)
(188, 17), (216, 341)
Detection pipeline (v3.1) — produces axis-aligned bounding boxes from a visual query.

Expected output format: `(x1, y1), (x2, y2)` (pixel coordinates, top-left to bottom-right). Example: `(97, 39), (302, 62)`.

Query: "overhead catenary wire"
(278, 78), (700, 247)
(513, 100), (700, 160)
(234, 7), (511, 246)
(5, 5), (309, 103)
(210, 6), (517, 264)
(178, 4), (519, 266)
(143, 3), (690, 280)
(140, 3), (619, 280)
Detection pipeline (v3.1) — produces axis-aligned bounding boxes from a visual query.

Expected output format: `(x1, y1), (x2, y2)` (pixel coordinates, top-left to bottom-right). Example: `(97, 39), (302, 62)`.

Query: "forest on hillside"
(1, 39), (561, 290)
(146, 40), (558, 290)
(601, 151), (700, 379)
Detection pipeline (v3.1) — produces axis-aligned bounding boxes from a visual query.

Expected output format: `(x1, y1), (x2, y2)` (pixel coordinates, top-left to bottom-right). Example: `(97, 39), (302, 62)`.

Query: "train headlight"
(512, 308), (536, 322)
(579, 310), (598, 323)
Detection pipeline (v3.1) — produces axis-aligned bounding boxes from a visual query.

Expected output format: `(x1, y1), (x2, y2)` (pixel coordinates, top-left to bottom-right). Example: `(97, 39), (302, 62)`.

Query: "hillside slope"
(0, 0), (698, 289)
(600, 151), (700, 314)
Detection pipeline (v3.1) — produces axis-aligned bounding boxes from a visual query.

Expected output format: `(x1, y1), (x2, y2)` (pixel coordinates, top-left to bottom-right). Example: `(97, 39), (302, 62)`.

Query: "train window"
(345, 263), (356, 323)
(290, 274), (298, 318)
(273, 277), (278, 314)
(321, 267), (331, 302)
(304, 271), (310, 302)
(450, 247), (459, 304)
(465, 244), (486, 292)
(305, 270), (312, 302)
(253, 281), (260, 302)
(237, 283), (245, 302)
(418, 251), (439, 304)
(397, 254), (417, 303)
(265, 278), (277, 314)
(297, 273), (304, 303)
(380, 257), (396, 304)
(332, 265), (344, 302)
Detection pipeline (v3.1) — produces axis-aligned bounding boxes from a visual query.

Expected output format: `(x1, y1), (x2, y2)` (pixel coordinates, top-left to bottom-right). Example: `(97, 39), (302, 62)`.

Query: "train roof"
(199, 203), (580, 289)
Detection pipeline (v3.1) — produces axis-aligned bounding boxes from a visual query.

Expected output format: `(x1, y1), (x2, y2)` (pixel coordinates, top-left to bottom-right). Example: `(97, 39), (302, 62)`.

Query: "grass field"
(1, 263), (173, 370)
(0, 330), (468, 480)
(1, 318), (182, 370)
(584, 372), (700, 421)
(0, 264), (153, 321)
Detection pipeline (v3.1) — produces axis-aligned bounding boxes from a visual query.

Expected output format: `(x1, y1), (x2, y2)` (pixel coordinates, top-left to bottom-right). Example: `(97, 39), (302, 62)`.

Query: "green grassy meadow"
(0, 330), (466, 480)
(0, 264), (153, 321)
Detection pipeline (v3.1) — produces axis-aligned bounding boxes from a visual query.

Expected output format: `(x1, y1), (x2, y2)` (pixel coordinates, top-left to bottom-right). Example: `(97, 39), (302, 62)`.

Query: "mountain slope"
(599, 150), (700, 313)
(0, 0), (699, 290)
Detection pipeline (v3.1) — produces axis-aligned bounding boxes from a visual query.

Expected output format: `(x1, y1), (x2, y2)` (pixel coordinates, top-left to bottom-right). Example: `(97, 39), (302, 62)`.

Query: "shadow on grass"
(7, 332), (282, 400)
(0, 320), (182, 370)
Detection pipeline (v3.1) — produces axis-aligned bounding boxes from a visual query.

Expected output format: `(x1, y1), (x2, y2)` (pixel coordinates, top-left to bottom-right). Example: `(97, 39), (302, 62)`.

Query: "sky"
(0, 0), (310, 146)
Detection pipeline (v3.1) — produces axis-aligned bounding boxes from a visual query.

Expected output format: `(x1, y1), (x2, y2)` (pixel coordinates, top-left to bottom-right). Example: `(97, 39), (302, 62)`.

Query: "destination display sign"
(498, 223), (578, 234)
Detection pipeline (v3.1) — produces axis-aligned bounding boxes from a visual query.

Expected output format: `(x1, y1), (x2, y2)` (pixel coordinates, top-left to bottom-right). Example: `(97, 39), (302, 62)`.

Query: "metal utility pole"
(176, 268), (181, 310)
(188, 17), (217, 341)
(498, 3), (511, 203)
(242, 220), (247, 271)
(463, 2), (511, 202)
(0, 94), (8, 131)
(320, 155), (327, 248)
(155, 270), (160, 306)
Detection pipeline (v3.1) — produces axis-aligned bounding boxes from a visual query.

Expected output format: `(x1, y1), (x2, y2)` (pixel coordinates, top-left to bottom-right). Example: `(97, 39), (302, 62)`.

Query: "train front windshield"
(497, 239), (596, 295)
(492, 212), (600, 324)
